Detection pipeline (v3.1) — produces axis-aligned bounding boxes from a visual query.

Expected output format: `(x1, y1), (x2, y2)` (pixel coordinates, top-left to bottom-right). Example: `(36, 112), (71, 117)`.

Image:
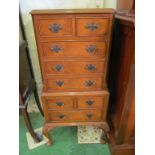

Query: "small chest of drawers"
(31, 9), (114, 146)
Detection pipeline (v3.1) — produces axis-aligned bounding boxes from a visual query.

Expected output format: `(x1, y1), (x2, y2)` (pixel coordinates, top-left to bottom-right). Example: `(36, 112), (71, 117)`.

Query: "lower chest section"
(42, 91), (109, 123)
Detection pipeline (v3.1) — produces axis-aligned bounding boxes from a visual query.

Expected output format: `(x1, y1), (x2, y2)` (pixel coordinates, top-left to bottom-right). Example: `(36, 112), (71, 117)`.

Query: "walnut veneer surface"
(31, 9), (114, 145)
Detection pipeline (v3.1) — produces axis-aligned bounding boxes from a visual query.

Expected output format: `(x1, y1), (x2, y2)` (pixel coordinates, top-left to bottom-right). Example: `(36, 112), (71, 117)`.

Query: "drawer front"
(43, 60), (105, 75)
(46, 97), (74, 110)
(77, 96), (107, 109)
(38, 18), (72, 37)
(49, 110), (102, 122)
(46, 77), (103, 91)
(41, 42), (107, 58)
(76, 17), (109, 36)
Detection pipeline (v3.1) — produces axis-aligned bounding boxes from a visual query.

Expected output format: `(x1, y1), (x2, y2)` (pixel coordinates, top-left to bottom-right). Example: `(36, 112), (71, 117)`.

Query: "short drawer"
(48, 110), (102, 122)
(41, 41), (107, 58)
(46, 76), (103, 91)
(38, 18), (72, 37)
(77, 96), (108, 109)
(43, 60), (105, 75)
(45, 97), (74, 110)
(76, 17), (109, 36)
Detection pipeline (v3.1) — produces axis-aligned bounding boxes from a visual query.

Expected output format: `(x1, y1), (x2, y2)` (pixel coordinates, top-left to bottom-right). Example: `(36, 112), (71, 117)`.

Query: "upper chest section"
(31, 9), (114, 41)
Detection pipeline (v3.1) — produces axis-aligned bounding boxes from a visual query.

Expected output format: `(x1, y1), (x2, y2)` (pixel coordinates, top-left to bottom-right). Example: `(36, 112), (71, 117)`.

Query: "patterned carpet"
(78, 126), (103, 143)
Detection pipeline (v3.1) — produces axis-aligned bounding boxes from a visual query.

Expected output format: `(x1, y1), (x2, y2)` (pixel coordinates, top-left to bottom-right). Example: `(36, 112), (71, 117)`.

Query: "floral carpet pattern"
(78, 126), (103, 144)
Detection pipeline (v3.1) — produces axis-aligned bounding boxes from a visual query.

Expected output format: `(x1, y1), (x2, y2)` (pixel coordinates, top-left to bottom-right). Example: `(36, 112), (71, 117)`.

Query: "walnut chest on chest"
(31, 9), (114, 145)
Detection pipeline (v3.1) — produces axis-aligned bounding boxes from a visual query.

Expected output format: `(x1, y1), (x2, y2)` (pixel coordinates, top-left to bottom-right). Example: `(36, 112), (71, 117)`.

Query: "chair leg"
(34, 87), (44, 116)
(22, 109), (42, 143)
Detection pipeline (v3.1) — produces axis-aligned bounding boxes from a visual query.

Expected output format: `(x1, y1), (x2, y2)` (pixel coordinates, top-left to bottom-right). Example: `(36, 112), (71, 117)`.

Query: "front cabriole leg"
(43, 125), (55, 146)
(97, 122), (110, 143)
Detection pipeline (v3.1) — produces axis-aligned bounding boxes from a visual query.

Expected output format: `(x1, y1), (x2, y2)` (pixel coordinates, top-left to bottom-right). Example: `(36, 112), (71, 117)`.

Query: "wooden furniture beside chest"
(31, 9), (114, 145)
(19, 12), (44, 142)
(108, 12), (135, 155)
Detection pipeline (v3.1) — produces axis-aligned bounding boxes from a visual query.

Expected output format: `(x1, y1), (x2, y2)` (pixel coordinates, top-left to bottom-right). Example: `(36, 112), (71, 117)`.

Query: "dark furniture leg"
(19, 10), (44, 144)
(34, 85), (44, 116)
(19, 92), (43, 143)
(19, 11), (44, 117)
(21, 109), (42, 143)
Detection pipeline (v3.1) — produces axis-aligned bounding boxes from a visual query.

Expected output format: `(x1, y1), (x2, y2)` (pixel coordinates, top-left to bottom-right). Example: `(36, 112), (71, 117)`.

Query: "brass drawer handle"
(85, 45), (96, 53)
(49, 23), (62, 33)
(55, 81), (64, 87)
(58, 114), (65, 119)
(84, 80), (95, 87)
(56, 102), (64, 107)
(51, 45), (62, 53)
(86, 100), (95, 106)
(53, 64), (64, 72)
(85, 64), (96, 71)
(86, 23), (99, 31)
(86, 114), (93, 119)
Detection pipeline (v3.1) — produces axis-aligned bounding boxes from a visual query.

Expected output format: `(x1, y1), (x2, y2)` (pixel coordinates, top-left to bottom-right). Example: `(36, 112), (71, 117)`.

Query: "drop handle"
(86, 23), (99, 31)
(85, 45), (96, 53)
(51, 45), (62, 53)
(85, 64), (96, 71)
(55, 81), (64, 87)
(53, 64), (64, 72)
(58, 114), (65, 119)
(84, 80), (95, 87)
(86, 100), (95, 106)
(86, 114), (93, 119)
(49, 23), (62, 33)
(56, 102), (64, 107)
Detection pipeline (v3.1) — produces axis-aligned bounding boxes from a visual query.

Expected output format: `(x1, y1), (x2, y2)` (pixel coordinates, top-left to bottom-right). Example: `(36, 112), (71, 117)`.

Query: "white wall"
(20, 0), (105, 13)
(104, 0), (117, 8)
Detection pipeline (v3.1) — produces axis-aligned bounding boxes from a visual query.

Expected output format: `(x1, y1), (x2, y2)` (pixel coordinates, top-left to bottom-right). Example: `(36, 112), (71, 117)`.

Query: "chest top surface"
(31, 8), (115, 15)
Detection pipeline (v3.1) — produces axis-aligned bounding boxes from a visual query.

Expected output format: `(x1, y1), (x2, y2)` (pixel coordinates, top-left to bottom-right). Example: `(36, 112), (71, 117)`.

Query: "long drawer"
(43, 60), (105, 75)
(41, 41), (107, 58)
(45, 76), (103, 91)
(48, 110), (102, 122)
